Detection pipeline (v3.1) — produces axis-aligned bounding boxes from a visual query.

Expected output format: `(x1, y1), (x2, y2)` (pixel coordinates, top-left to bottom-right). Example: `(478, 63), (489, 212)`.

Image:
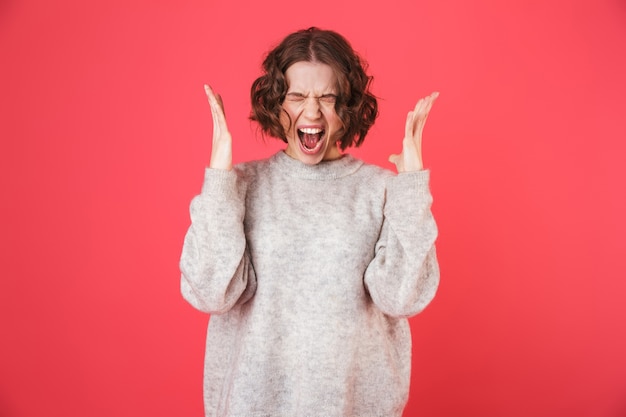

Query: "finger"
(204, 84), (222, 114)
(205, 85), (229, 145)
(412, 92), (439, 139)
(422, 91), (439, 116)
(405, 110), (414, 139)
(204, 84), (219, 120)
(414, 92), (439, 118)
(402, 135), (417, 152)
(407, 100), (426, 144)
(204, 84), (220, 112)
(215, 93), (226, 117)
(204, 85), (221, 137)
(204, 84), (229, 133)
(388, 153), (403, 171)
(413, 97), (425, 117)
(410, 98), (428, 138)
(206, 86), (219, 109)
(204, 84), (212, 99)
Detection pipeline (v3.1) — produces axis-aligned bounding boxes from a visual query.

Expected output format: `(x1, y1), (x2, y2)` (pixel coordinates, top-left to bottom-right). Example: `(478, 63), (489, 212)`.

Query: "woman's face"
(281, 61), (343, 165)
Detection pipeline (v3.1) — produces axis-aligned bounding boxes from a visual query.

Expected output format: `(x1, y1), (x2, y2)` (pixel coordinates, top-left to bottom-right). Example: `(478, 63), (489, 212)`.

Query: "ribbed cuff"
(390, 170), (431, 198)
(201, 167), (238, 198)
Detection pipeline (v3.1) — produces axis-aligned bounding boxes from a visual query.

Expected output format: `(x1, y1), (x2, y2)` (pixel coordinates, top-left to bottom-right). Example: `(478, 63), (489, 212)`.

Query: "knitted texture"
(180, 151), (439, 417)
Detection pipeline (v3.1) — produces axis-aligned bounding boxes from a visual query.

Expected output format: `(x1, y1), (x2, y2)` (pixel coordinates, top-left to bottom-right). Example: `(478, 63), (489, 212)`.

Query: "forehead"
(285, 61), (337, 92)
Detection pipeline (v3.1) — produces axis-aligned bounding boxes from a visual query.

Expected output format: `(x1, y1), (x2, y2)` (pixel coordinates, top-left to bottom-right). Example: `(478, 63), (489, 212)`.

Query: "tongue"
(303, 133), (321, 149)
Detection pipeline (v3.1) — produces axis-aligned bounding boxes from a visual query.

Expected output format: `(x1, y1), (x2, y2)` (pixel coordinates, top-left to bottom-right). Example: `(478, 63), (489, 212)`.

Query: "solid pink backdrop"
(1, 0), (625, 416)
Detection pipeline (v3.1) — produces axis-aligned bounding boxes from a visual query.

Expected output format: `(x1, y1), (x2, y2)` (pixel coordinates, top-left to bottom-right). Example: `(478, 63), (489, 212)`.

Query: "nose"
(303, 97), (322, 119)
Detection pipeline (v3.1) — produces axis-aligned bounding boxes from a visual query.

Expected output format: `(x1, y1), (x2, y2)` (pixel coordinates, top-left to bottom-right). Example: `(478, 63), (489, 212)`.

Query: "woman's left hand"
(389, 92), (439, 172)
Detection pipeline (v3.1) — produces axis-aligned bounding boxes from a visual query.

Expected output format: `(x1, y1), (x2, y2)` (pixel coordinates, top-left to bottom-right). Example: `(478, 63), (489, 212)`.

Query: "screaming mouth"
(298, 127), (325, 153)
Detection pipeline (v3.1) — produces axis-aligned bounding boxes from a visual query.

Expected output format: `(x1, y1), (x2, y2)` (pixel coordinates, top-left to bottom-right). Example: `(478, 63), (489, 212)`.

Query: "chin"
(291, 148), (326, 165)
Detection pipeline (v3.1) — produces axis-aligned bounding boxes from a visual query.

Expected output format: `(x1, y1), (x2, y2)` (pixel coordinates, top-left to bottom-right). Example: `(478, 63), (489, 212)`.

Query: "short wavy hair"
(250, 27), (378, 150)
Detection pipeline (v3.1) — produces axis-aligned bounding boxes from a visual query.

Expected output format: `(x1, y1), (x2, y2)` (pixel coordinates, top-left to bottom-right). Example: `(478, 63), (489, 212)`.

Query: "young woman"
(180, 27), (440, 417)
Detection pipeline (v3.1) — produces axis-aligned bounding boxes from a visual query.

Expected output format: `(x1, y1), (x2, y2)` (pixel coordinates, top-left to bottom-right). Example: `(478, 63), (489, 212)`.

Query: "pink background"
(1, 0), (625, 416)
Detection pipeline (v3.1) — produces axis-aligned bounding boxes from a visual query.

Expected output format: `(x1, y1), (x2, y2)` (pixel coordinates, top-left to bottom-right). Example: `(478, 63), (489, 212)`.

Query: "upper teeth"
(299, 128), (322, 134)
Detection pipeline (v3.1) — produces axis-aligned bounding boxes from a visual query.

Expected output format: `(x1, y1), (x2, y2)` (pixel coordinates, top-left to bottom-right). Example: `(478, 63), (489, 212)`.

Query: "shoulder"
(355, 160), (394, 178)
(351, 158), (395, 188)
(232, 154), (275, 181)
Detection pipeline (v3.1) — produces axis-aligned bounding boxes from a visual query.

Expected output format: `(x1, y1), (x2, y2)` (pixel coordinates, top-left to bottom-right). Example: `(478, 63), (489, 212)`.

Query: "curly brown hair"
(250, 27), (378, 150)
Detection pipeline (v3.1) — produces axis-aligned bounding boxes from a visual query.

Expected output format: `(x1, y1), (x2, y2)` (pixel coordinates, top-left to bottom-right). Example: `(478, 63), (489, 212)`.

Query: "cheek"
(279, 108), (294, 137)
(324, 109), (342, 131)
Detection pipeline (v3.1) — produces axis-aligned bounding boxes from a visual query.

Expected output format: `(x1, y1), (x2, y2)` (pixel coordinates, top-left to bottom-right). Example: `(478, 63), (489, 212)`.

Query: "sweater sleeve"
(363, 170), (439, 318)
(179, 167), (256, 314)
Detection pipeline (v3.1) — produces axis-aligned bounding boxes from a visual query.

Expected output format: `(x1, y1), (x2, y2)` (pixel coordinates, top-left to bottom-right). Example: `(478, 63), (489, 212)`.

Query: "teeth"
(298, 127), (323, 134)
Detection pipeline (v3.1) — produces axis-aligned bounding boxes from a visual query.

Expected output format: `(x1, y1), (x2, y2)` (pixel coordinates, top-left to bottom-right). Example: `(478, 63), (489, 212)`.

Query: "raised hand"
(204, 84), (233, 171)
(389, 92), (439, 172)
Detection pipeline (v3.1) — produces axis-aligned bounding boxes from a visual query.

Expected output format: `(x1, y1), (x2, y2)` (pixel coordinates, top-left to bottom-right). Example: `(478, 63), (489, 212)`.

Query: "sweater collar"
(272, 151), (364, 180)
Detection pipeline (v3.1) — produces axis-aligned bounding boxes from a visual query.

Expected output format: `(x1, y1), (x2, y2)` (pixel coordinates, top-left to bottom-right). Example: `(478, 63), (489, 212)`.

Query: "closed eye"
(285, 93), (306, 103)
(284, 93), (337, 105)
(319, 94), (337, 104)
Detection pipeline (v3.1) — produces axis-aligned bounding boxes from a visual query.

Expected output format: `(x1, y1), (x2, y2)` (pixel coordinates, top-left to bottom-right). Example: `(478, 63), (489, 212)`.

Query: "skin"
(204, 67), (438, 172)
(388, 91), (439, 171)
(280, 61), (343, 165)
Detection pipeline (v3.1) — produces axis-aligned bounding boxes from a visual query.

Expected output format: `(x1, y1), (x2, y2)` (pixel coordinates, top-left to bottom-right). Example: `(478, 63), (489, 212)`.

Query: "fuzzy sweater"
(180, 151), (439, 417)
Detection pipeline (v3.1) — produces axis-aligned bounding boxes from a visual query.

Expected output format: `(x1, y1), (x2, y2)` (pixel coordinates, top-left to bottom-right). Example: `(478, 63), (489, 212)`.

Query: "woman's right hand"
(204, 84), (233, 171)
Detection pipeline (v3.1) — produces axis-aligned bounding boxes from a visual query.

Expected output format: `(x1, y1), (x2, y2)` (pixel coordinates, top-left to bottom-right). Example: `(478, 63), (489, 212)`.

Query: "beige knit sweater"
(180, 151), (439, 417)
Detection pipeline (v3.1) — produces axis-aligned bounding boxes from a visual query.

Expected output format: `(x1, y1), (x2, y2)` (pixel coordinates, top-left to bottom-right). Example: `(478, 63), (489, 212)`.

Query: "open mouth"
(297, 127), (326, 154)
